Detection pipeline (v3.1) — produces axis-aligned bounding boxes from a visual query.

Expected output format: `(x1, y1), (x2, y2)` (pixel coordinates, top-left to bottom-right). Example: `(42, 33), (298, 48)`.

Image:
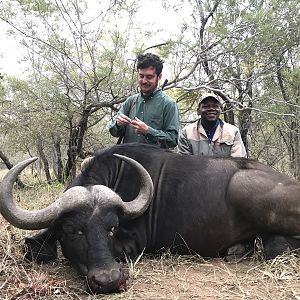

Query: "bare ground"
(1, 215), (300, 300)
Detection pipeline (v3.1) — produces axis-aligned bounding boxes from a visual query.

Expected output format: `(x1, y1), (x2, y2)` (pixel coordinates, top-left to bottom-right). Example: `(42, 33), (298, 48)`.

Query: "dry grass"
(0, 175), (300, 299)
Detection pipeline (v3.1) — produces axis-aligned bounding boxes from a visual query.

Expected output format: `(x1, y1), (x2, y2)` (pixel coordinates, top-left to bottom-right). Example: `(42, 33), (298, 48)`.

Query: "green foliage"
(1, 0), (300, 177)
(283, 68), (300, 100)
(15, 0), (56, 14)
(0, 0), (144, 173)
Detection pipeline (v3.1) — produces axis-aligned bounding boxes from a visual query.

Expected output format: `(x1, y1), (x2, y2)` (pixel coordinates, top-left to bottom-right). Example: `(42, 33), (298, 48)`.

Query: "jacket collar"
(197, 118), (224, 141)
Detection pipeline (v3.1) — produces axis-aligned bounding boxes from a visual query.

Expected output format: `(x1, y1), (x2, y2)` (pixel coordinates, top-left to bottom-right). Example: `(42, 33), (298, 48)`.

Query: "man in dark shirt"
(108, 53), (179, 149)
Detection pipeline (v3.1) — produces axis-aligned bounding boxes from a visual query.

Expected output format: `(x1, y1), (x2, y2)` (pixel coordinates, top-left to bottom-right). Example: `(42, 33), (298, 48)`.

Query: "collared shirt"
(178, 119), (247, 157)
(108, 89), (179, 148)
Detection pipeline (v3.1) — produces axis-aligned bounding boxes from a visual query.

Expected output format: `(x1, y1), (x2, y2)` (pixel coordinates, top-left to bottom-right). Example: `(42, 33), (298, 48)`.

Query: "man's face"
(198, 98), (221, 122)
(138, 67), (162, 95)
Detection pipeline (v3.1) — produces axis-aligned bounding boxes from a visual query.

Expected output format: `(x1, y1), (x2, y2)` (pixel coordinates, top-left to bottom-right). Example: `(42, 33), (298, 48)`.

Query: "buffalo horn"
(0, 157), (94, 230)
(112, 154), (154, 219)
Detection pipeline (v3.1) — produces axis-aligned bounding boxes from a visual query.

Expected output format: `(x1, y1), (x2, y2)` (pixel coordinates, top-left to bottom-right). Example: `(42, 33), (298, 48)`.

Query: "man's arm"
(230, 129), (247, 158)
(108, 97), (132, 138)
(177, 128), (192, 155)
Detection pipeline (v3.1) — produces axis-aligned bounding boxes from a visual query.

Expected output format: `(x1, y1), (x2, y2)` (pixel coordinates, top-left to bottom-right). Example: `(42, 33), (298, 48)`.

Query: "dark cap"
(199, 93), (221, 105)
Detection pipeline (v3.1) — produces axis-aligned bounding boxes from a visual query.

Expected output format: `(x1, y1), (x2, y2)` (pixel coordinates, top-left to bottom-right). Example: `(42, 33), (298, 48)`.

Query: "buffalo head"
(0, 154), (153, 294)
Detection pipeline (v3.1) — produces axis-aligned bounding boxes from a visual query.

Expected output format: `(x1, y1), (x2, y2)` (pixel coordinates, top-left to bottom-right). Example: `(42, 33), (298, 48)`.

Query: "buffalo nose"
(87, 267), (127, 294)
(93, 272), (109, 284)
(111, 269), (121, 281)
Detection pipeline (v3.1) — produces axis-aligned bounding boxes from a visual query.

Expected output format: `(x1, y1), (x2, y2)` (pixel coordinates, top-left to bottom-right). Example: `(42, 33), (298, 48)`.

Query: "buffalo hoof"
(225, 242), (253, 262)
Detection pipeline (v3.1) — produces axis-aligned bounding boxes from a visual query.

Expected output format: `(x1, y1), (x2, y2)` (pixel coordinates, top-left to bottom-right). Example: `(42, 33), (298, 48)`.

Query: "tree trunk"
(238, 82), (253, 155)
(52, 135), (64, 183)
(36, 136), (52, 184)
(64, 108), (90, 180)
(0, 150), (25, 188)
(276, 59), (300, 178)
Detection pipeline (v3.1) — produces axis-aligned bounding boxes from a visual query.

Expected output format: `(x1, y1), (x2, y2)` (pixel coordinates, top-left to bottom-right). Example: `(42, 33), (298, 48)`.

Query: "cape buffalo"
(0, 143), (300, 294)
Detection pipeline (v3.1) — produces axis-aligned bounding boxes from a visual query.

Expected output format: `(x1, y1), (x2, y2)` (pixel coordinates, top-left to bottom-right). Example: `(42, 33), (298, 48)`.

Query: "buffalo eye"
(108, 227), (115, 237)
(77, 230), (84, 235)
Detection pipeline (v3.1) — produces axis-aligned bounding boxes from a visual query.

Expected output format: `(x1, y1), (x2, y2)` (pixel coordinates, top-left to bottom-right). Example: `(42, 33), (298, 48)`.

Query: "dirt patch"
(124, 254), (300, 300)
(1, 216), (300, 300)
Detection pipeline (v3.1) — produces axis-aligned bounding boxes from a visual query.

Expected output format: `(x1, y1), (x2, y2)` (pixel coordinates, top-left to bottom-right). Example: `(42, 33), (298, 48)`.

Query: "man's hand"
(116, 114), (132, 126)
(130, 117), (149, 135)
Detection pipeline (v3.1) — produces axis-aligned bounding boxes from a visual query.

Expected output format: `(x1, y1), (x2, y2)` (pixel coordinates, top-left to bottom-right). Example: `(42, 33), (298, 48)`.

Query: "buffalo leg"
(263, 234), (300, 260)
(229, 169), (300, 238)
(24, 229), (58, 263)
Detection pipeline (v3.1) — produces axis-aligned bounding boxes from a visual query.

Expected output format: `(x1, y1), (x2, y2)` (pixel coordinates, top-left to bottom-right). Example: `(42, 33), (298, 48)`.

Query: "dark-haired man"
(108, 53), (179, 149)
(178, 93), (246, 157)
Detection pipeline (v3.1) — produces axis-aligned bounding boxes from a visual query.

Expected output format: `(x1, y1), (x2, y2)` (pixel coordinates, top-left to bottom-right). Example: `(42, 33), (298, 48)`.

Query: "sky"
(0, 0), (192, 77)
(0, 21), (23, 76)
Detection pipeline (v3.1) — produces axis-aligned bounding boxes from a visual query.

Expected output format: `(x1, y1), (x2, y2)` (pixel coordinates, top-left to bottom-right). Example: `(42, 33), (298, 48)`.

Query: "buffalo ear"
(24, 229), (58, 263)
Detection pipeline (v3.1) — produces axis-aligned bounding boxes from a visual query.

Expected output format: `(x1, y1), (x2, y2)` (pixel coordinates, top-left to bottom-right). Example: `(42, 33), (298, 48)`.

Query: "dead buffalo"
(0, 143), (300, 294)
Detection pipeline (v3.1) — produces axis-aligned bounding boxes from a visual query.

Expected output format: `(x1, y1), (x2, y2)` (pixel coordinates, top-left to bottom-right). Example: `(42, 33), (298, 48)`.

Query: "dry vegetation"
(0, 172), (300, 299)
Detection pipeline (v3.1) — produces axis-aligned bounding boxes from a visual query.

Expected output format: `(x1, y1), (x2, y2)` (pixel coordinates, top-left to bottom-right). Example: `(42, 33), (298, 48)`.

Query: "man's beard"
(141, 80), (158, 95)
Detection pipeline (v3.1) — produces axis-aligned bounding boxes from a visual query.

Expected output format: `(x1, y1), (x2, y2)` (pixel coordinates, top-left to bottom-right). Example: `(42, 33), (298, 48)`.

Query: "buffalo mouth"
(87, 267), (129, 294)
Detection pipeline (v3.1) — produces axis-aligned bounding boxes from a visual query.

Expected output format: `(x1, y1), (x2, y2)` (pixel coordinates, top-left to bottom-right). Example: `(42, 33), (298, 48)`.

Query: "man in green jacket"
(108, 53), (179, 149)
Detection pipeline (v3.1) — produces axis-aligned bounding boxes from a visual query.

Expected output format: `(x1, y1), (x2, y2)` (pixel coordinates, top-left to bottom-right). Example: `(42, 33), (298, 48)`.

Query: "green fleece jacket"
(108, 89), (179, 148)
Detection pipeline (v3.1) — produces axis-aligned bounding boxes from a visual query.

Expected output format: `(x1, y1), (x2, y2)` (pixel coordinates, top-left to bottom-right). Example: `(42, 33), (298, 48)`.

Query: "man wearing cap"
(178, 93), (246, 157)
(178, 93), (248, 261)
